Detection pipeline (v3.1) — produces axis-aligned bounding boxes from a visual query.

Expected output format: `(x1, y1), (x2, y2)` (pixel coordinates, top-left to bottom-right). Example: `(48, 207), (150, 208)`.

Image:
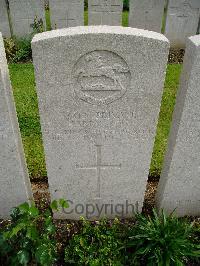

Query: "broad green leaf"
(50, 200), (59, 211)
(17, 250), (30, 265)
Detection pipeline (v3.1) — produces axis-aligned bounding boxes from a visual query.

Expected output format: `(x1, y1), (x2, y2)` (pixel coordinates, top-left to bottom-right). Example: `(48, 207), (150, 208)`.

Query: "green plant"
(30, 16), (44, 34)
(0, 199), (68, 265)
(65, 218), (127, 266)
(127, 209), (200, 266)
(123, 0), (129, 11)
(4, 16), (44, 63)
(3, 38), (17, 62)
(12, 38), (32, 63)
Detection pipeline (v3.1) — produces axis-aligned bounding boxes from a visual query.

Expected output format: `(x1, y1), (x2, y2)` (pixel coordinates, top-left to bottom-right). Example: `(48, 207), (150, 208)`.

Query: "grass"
(150, 64), (182, 177)
(9, 64), (46, 180)
(9, 63), (182, 181)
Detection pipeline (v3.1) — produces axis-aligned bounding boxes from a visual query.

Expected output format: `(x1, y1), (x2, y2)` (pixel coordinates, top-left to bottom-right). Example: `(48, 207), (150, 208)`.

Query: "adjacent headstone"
(9, 0), (46, 37)
(156, 35), (200, 217)
(129, 0), (165, 33)
(88, 0), (123, 26)
(0, 0), (11, 37)
(165, 0), (200, 48)
(0, 33), (33, 218)
(32, 26), (169, 220)
(49, 0), (84, 29)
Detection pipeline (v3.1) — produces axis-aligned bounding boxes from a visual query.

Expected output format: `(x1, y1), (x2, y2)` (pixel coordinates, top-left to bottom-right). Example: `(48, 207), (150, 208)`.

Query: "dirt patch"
(168, 48), (185, 64)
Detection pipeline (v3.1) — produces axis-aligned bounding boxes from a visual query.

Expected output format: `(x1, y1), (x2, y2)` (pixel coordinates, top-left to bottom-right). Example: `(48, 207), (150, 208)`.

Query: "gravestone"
(156, 35), (200, 217)
(165, 0), (200, 48)
(9, 0), (46, 37)
(32, 26), (169, 220)
(88, 0), (123, 26)
(49, 0), (84, 29)
(0, 0), (11, 37)
(129, 0), (165, 33)
(0, 32), (33, 218)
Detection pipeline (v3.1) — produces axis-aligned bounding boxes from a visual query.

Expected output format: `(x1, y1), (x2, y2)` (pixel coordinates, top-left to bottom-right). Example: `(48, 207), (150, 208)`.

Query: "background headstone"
(0, 0), (11, 37)
(0, 32), (33, 218)
(129, 0), (165, 33)
(88, 0), (123, 26)
(9, 0), (46, 37)
(32, 26), (169, 220)
(156, 35), (200, 217)
(165, 0), (200, 48)
(49, 0), (84, 29)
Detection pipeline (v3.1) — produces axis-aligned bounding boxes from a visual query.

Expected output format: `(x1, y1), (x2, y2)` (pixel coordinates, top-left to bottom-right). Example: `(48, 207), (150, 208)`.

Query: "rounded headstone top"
(32, 26), (169, 44)
(189, 35), (200, 46)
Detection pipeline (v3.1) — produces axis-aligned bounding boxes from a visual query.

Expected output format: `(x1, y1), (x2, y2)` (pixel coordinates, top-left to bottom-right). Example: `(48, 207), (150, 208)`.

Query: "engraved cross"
(76, 145), (121, 199)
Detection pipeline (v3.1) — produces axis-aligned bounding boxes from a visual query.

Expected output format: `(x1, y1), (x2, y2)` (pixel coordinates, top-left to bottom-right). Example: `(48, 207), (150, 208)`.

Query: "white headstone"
(165, 0), (200, 48)
(156, 35), (200, 217)
(49, 0), (84, 29)
(129, 0), (165, 33)
(0, 33), (33, 218)
(88, 0), (123, 26)
(32, 26), (169, 220)
(0, 0), (11, 37)
(9, 0), (46, 37)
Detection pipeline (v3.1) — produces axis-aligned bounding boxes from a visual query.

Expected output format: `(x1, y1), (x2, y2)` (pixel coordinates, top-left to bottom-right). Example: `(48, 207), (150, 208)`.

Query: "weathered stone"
(9, 0), (46, 37)
(129, 0), (165, 33)
(49, 0), (84, 29)
(156, 35), (200, 217)
(165, 0), (200, 48)
(0, 32), (32, 218)
(88, 0), (123, 26)
(32, 26), (169, 220)
(0, 0), (11, 37)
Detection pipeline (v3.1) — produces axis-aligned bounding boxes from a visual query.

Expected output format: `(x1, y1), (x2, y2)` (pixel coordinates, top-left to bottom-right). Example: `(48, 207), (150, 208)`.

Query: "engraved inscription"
(73, 50), (131, 105)
(91, 0), (121, 12)
(171, 1), (198, 17)
(76, 145), (121, 198)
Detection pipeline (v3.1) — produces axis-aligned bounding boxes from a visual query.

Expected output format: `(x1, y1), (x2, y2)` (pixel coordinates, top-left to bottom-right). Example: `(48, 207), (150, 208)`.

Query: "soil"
(168, 48), (185, 64)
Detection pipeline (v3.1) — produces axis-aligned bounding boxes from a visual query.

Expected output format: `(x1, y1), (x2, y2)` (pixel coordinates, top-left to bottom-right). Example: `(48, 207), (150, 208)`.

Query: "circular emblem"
(73, 50), (131, 105)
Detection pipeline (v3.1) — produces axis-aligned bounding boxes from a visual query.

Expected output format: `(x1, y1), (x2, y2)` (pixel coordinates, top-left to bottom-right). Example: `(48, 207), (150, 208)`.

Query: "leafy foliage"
(65, 218), (127, 266)
(0, 204), (199, 265)
(3, 38), (17, 62)
(0, 199), (68, 265)
(12, 38), (32, 63)
(127, 210), (200, 266)
(4, 17), (44, 63)
(123, 0), (129, 11)
(30, 16), (45, 35)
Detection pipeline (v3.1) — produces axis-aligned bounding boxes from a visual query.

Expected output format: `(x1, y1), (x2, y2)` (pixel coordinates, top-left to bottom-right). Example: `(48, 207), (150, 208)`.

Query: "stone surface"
(129, 0), (165, 33)
(0, 0), (11, 37)
(49, 0), (84, 29)
(165, 0), (200, 48)
(88, 0), (123, 26)
(32, 26), (169, 220)
(9, 0), (46, 37)
(156, 35), (200, 217)
(0, 32), (33, 218)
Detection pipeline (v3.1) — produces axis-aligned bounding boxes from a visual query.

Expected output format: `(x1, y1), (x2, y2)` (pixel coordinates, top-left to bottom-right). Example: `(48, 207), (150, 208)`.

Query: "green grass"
(150, 64), (182, 177)
(122, 11), (129, 27)
(9, 63), (182, 180)
(9, 64), (47, 180)
(45, 9), (51, 31)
